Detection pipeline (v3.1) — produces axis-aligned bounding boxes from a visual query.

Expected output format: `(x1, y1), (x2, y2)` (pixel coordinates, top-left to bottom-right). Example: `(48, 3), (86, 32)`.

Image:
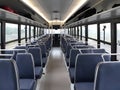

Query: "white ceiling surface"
(37, 0), (73, 20)
(32, 0), (88, 21)
(21, 0), (88, 24)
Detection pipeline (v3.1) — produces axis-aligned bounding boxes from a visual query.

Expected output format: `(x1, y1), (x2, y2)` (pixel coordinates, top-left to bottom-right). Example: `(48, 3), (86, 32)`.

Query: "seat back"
(73, 45), (94, 49)
(12, 49), (26, 61)
(16, 53), (35, 79)
(0, 50), (14, 59)
(93, 49), (106, 53)
(75, 54), (104, 83)
(81, 49), (110, 61)
(81, 49), (93, 53)
(28, 47), (42, 67)
(70, 43), (85, 46)
(69, 49), (80, 68)
(94, 62), (120, 90)
(14, 46), (27, 50)
(66, 44), (72, 58)
(39, 44), (47, 57)
(0, 59), (19, 90)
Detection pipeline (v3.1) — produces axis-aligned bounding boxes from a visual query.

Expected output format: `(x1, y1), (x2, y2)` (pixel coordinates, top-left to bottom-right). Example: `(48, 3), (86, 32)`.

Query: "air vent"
(52, 11), (60, 20)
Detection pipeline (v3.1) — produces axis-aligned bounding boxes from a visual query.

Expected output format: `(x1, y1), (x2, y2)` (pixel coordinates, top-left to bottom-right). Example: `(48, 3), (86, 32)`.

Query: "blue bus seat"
(16, 53), (36, 90)
(28, 47), (43, 79)
(74, 54), (104, 90)
(65, 44), (72, 66)
(0, 59), (19, 90)
(38, 44), (48, 67)
(69, 49), (80, 83)
(15, 46), (27, 50)
(94, 61), (120, 90)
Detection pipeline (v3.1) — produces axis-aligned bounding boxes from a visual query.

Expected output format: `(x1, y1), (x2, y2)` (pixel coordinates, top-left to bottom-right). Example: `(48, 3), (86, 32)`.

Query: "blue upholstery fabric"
(39, 44), (47, 57)
(42, 57), (47, 67)
(102, 55), (111, 61)
(70, 43), (85, 46)
(69, 68), (75, 83)
(92, 49), (110, 61)
(66, 58), (69, 66)
(75, 54), (103, 83)
(15, 46), (27, 50)
(69, 49), (80, 83)
(16, 53), (35, 79)
(0, 60), (19, 90)
(28, 47), (42, 66)
(74, 82), (94, 90)
(93, 49), (106, 53)
(66, 45), (72, 59)
(35, 67), (43, 79)
(81, 49), (110, 61)
(28, 47), (43, 79)
(69, 49), (80, 68)
(65, 45), (72, 66)
(81, 49), (93, 53)
(20, 79), (36, 90)
(4, 50), (14, 54)
(73, 45), (94, 49)
(0, 50), (14, 59)
(45, 36), (51, 51)
(12, 49), (26, 61)
(94, 62), (120, 90)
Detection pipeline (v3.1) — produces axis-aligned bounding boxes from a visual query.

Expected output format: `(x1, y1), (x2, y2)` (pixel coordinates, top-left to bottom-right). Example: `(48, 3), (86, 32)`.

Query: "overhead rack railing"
(0, 8), (47, 27)
(65, 6), (120, 27)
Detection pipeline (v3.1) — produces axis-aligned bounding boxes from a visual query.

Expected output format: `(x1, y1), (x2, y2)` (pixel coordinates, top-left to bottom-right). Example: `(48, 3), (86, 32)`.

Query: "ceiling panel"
(37, 0), (73, 20)
(0, 0), (89, 24)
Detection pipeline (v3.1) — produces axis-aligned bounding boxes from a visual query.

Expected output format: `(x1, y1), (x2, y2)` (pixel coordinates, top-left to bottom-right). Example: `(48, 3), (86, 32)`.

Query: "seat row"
(61, 35), (120, 90)
(0, 35), (52, 90)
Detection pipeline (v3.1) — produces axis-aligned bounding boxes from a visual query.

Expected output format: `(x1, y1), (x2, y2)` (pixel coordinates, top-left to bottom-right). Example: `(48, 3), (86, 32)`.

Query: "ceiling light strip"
(21, 0), (50, 23)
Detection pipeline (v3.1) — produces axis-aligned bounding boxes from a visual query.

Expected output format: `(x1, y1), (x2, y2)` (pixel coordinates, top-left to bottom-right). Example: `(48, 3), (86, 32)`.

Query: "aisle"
(36, 47), (71, 90)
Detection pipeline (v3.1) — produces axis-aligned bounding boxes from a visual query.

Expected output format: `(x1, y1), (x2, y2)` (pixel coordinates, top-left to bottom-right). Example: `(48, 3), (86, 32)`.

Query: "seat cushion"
(35, 67), (43, 79)
(20, 79), (36, 90)
(69, 68), (75, 83)
(74, 82), (94, 90)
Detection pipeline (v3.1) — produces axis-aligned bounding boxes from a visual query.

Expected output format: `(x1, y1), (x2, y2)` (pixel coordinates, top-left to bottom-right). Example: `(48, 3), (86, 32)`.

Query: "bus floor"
(36, 47), (71, 90)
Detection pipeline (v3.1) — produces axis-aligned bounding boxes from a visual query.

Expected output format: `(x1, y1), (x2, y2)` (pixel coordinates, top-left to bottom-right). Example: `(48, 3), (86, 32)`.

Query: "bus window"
(88, 39), (97, 48)
(0, 23), (1, 48)
(36, 27), (38, 38)
(6, 23), (18, 42)
(30, 26), (34, 41)
(6, 23), (18, 49)
(75, 27), (77, 37)
(31, 26), (34, 37)
(88, 24), (97, 39)
(21, 25), (25, 39)
(88, 24), (97, 47)
(79, 26), (81, 36)
(21, 25), (25, 44)
(27, 25), (29, 40)
(82, 26), (85, 41)
(100, 42), (111, 53)
(100, 23), (111, 42)
(100, 23), (111, 53)
(117, 23), (120, 60)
